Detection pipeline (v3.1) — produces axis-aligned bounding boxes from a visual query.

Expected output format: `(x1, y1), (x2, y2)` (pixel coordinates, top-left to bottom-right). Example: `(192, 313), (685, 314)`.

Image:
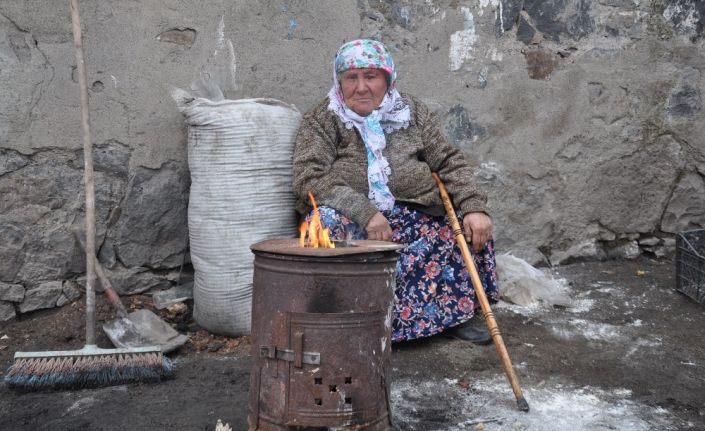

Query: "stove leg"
(248, 366), (262, 431)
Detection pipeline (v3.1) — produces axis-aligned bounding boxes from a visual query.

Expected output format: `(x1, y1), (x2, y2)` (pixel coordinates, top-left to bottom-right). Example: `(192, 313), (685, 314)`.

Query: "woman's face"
(339, 68), (388, 116)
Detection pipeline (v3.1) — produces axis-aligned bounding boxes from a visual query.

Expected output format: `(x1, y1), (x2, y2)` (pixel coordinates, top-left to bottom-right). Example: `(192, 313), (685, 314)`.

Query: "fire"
(299, 192), (336, 248)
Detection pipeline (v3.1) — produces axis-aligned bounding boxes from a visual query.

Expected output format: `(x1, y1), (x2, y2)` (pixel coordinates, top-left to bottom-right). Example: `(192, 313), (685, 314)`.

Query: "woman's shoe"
(447, 320), (492, 345)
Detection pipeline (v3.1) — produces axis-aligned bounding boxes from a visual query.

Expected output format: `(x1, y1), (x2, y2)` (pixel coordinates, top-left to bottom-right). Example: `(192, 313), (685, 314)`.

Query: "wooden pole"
(432, 172), (530, 412)
(70, 0), (97, 346)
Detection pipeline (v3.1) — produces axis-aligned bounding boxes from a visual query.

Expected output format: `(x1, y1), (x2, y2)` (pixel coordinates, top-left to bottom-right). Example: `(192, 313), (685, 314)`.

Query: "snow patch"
(391, 377), (675, 430)
(495, 299), (545, 316)
(567, 298), (596, 313)
(550, 318), (621, 341)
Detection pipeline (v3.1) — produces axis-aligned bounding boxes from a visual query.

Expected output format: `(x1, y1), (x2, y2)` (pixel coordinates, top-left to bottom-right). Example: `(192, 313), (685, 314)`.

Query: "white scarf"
(327, 87), (410, 211)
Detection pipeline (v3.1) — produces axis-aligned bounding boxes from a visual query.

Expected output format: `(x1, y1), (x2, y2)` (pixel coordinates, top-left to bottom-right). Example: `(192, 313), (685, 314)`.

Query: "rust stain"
(524, 48), (558, 80)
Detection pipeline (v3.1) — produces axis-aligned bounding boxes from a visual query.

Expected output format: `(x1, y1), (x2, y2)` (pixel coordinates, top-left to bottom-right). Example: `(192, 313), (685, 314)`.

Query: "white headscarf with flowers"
(327, 39), (410, 211)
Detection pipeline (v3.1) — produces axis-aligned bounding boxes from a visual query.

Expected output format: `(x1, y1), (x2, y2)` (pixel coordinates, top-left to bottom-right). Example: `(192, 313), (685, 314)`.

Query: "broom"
(4, 0), (173, 390)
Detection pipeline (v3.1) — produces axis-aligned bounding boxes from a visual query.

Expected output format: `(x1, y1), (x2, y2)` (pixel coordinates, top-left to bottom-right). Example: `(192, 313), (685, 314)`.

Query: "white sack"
(176, 91), (301, 335)
(496, 253), (571, 307)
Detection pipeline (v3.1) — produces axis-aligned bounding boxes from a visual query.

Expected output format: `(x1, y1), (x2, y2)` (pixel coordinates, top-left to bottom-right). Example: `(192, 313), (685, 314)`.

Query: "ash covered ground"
(1, 256), (704, 430)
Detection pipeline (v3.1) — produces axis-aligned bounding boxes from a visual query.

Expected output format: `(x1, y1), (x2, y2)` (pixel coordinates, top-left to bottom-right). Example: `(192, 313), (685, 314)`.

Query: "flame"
(299, 192), (335, 248)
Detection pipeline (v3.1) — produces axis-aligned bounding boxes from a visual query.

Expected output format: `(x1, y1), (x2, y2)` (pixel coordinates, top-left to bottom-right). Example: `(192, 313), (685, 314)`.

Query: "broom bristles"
(4, 347), (174, 390)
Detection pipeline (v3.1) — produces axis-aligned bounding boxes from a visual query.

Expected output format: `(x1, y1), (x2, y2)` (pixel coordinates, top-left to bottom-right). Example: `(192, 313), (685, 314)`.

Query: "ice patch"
(549, 318), (621, 341)
(567, 298), (595, 313)
(495, 300), (545, 316)
(391, 377), (675, 430)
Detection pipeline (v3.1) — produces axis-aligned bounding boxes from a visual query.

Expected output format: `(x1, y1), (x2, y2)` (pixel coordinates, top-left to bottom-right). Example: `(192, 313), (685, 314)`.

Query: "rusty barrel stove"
(248, 238), (403, 430)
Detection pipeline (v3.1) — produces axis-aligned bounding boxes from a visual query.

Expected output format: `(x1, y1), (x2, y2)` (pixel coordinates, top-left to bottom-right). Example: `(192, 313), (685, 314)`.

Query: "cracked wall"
(0, 0), (704, 317)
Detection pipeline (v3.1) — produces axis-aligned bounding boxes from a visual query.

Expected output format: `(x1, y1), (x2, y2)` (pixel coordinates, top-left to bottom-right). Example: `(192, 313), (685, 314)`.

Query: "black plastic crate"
(676, 229), (705, 306)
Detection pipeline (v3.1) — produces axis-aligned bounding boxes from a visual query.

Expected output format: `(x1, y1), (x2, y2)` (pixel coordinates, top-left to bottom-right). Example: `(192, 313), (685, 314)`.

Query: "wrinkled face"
(339, 68), (389, 116)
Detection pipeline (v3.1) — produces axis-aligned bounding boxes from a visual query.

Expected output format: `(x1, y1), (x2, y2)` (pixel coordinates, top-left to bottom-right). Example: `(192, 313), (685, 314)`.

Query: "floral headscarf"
(327, 39), (410, 212)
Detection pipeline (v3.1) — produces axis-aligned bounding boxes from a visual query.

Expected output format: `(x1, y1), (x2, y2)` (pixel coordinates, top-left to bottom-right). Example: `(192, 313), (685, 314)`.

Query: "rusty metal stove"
(247, 238), (403, 431)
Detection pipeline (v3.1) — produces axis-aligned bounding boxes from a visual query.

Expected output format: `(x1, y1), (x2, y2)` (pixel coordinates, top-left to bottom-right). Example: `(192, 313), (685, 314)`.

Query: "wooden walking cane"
(432, 172), (530, 412)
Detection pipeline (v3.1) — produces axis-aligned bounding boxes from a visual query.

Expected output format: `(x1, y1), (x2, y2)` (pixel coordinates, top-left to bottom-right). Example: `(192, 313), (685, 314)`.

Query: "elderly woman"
(293, 39), (499, 344)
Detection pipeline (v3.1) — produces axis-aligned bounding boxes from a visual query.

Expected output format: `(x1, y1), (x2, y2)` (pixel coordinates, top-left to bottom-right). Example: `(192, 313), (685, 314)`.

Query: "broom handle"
(432, 172), (529, 412)
(70, 0), (97, 346)
(72, 228), (129, 318)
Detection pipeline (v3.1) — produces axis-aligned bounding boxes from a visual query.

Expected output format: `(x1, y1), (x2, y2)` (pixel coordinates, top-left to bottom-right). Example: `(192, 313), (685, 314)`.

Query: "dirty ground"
(1, 256), (704, 430)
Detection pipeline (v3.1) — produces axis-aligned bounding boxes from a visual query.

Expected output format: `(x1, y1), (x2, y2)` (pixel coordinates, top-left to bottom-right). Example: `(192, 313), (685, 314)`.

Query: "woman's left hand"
(462, 212), (492, 252)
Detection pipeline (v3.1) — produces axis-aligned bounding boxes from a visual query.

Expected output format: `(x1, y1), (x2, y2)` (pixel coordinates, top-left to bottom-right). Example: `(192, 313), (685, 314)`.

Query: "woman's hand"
(365, 212), (393, 241)
(463, 212), (492, 252)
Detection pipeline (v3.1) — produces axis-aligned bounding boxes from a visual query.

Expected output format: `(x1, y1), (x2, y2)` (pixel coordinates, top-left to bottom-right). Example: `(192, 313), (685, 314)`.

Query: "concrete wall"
(1, 0), (703, 318)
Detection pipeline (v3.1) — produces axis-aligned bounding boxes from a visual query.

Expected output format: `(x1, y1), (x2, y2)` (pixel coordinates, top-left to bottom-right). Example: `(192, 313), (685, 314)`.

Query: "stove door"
(285, 310), (392, 429)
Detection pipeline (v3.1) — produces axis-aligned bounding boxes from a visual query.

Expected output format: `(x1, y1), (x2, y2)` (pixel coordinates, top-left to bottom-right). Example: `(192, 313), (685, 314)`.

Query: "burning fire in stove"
(299, 192), (335, 248)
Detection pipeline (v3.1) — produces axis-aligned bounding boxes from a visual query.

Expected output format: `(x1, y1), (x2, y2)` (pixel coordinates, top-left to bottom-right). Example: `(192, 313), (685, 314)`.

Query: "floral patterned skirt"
(309, 205), (500, 342)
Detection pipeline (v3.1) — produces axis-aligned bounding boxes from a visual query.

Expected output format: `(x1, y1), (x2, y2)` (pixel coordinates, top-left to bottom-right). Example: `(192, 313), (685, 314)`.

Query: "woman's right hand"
(365, 212), (393, 241)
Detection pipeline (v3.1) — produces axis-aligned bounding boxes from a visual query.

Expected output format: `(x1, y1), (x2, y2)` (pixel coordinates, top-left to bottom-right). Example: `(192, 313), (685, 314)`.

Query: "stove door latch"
(260, 334), (320, 368)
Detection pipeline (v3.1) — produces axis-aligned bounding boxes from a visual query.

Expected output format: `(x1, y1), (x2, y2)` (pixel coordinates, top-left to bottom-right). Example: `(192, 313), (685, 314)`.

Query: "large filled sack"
(175, 92), (300, 335)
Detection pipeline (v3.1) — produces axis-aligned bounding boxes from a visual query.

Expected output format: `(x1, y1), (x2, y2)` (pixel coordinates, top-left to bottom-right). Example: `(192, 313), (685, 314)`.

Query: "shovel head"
(103, 309), (189, 353)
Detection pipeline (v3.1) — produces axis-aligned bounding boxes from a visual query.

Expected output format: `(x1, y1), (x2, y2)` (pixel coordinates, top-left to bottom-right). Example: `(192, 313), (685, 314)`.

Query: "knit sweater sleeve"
(414, 98), (488, 216)
(292, 108), (379, 228)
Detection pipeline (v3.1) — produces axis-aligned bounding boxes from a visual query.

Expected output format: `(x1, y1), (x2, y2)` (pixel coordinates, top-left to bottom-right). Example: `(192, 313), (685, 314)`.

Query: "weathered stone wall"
(1, 0), (703, 319)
